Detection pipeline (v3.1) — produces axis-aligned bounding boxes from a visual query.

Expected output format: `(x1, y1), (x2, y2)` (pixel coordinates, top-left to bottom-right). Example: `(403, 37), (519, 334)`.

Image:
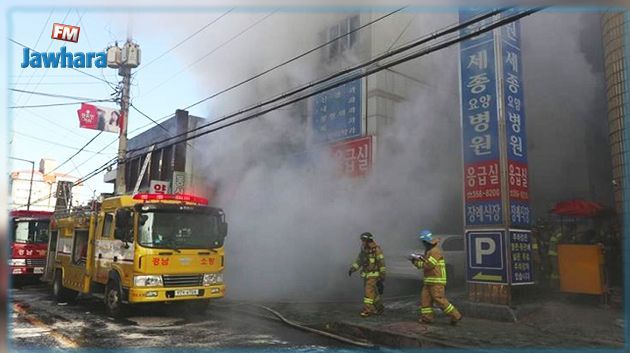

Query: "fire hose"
(249, 304), (375, 348)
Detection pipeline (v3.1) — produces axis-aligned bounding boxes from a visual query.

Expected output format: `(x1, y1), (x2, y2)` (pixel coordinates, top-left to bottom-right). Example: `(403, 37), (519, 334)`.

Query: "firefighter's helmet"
(360, 232), (374, 241)
(419, 229), (433, 242)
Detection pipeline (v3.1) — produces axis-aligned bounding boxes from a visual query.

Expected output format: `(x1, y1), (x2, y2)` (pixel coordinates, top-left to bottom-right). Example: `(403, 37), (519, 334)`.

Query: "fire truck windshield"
(13, 220), (50, 244)
(138, 211), (224, 250)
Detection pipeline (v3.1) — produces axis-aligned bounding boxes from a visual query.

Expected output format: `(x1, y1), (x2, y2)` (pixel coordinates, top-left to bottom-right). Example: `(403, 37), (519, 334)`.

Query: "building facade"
(602, 12), (630, 218)
(9, 158), (84, 211)
(104, 110), (212, 198)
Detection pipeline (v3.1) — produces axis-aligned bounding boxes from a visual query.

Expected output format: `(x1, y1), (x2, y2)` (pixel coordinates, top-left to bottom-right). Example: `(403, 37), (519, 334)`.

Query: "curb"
(457, 301), (517, 322)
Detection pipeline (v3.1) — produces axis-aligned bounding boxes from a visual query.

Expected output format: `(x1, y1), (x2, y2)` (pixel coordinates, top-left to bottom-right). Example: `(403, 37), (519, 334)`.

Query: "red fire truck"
(9, 210), (52, 278)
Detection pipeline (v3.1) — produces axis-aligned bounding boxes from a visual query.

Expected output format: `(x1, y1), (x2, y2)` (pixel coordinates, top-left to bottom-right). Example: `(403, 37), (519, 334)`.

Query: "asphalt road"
(9, 282), (357, 351)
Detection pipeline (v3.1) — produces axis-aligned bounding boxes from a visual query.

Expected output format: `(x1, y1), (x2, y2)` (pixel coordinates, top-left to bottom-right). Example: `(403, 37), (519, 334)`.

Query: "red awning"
(551, 200), (604, 218)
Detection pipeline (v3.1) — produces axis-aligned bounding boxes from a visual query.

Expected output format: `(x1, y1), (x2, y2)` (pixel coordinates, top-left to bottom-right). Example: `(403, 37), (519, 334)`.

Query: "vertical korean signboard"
(501, 13), (530, 228)
(459, 10), (502, 226)
(459, 9), (532, 286)
(312, 78), (364, 143)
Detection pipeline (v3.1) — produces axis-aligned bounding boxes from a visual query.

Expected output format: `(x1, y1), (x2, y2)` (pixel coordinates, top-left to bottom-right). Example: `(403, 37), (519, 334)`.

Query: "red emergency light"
(133, 193), (209, 205)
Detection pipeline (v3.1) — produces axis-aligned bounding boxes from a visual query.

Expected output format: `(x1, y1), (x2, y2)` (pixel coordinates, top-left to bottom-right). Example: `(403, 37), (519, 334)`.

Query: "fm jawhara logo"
(20, 22), (106, 68)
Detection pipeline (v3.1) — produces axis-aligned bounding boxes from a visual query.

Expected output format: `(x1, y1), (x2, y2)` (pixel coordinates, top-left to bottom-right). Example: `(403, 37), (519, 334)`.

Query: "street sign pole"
(459, 10), (533, 305)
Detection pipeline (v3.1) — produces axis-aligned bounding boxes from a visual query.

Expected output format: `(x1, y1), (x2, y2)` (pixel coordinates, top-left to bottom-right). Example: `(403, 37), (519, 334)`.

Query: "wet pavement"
(262, 292), (625, 349)
(8, 282), (355, 351)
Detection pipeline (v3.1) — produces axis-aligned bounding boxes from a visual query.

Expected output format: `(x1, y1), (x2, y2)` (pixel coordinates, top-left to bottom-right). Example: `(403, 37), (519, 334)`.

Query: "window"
(324, 15), (360, 61)
(442, 237), (464, 252)
(72, 230), (89, 265)
(12, 220), (50, 244)
(102, 213), (114, 238)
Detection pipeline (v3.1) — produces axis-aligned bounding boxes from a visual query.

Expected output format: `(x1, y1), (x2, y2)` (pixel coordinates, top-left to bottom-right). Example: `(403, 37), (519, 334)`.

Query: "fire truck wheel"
(105, 279), (126, 318)
(52, 270), (78, 302)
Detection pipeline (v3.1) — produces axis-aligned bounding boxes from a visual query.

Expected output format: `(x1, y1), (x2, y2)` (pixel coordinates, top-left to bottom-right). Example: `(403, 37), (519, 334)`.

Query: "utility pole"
(116, 65), (131, 195)
(108, 40), (141, 195)
(9, 157), (35, 211)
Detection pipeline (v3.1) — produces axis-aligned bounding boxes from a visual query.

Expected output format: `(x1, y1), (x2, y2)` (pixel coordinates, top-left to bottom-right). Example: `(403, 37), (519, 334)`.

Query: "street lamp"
(9, 157), (35, 210)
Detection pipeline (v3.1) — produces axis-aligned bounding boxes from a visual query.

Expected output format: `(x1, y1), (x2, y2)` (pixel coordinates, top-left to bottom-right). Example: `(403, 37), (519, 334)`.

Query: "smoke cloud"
(162, 9), (612, 301)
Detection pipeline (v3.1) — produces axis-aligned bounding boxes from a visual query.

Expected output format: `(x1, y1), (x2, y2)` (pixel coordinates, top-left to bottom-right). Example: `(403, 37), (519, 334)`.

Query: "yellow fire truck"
(47, 193), (227, 317)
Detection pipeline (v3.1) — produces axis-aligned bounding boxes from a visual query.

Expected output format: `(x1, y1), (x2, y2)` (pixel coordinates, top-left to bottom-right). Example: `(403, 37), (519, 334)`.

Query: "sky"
(7, 7), (218, 201)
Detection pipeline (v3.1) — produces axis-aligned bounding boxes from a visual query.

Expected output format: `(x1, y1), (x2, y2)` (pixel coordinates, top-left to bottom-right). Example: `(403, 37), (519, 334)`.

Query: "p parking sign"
(466, 230), (508, 284)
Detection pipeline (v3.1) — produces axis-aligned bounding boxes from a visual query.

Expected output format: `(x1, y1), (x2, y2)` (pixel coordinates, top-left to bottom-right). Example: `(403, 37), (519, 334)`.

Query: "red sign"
(77, 103), (121, 133)
(464, 160), (501, 202)
(508, 160), (529, 201)
(330, 136), (373, 178)
(51, 23), (80, 43)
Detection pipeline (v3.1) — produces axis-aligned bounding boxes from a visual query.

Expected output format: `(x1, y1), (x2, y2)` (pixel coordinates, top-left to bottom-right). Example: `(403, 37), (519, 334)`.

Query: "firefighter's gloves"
(408, 253), (425, 263)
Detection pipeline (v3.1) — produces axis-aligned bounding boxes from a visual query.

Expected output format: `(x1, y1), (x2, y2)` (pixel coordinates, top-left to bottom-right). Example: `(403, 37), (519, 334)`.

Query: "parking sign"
(466, 230), (508, 284)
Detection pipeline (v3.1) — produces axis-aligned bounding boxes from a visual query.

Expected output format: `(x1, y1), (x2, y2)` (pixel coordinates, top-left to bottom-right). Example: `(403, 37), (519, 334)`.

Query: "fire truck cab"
(9, 210), (52, 278)
(48, 193), (227, 317)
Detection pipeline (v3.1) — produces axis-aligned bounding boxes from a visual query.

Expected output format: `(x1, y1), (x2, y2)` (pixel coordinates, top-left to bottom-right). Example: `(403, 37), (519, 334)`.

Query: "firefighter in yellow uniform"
(348, 232), (386, 317)
(411, 230), (462, 325)
(548, 231), (562, 283)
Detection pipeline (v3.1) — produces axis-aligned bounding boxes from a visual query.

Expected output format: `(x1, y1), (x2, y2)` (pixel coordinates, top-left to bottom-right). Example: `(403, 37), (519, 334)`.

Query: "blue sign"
(466, 230), (508, 284)
(509, 229), (534, 284)
(312, 78), (362, 143)
(459, 9), (503, 226)
(459, 9), (496, 51)
(465, 201), (502, 226)
(500, 11), (531, 227)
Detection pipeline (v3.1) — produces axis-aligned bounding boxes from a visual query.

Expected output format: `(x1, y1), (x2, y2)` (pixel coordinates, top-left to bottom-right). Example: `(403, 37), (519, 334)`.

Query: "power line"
(72, 138), (119, 171)
(13, 105), (85, 138)
(10, 82), (104, 86)
(15, 155), (118, 208)
(8, 38), (117, 87)
(70, 8), (540, 194)
(12, 9), (72, 106)
(43, 131), (104, 177)
(75, 9), (118, 92)
(11, 9), (54, 89)
(137, 10), (277, 100)
(11, 130), (116, 154)
(127, 8), (509, 154)
(135, 8), (234, 74)
(128, 7), (405, 135)
(387, 13), (417, 51)
(130, 104), (170, 134)
(9, 88), (111, 102)
(9, 99), (114, 109)
(20, 9), (86, 108)
(128, 8), (540, 156)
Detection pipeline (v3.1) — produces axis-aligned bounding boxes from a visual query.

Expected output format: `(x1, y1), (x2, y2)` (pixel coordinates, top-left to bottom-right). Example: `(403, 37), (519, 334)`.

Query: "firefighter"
(531, 225), (542, 281)
(410, 230), (462, 325)
(348, 232), (386, 317)
(548, 230), (563, 284)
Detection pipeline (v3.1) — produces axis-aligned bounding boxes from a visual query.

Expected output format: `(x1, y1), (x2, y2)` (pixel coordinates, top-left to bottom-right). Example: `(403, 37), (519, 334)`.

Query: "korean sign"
(459, 10), (502, 226)
(466, 230), (508, 284)
(501, 11), (530, 227)
(77, 103), (122, 134)
(509, 229), (534, 284)
(312, 78), (363, 143)
(150, 180), (170, 194)
(330, 136), (373, 178)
